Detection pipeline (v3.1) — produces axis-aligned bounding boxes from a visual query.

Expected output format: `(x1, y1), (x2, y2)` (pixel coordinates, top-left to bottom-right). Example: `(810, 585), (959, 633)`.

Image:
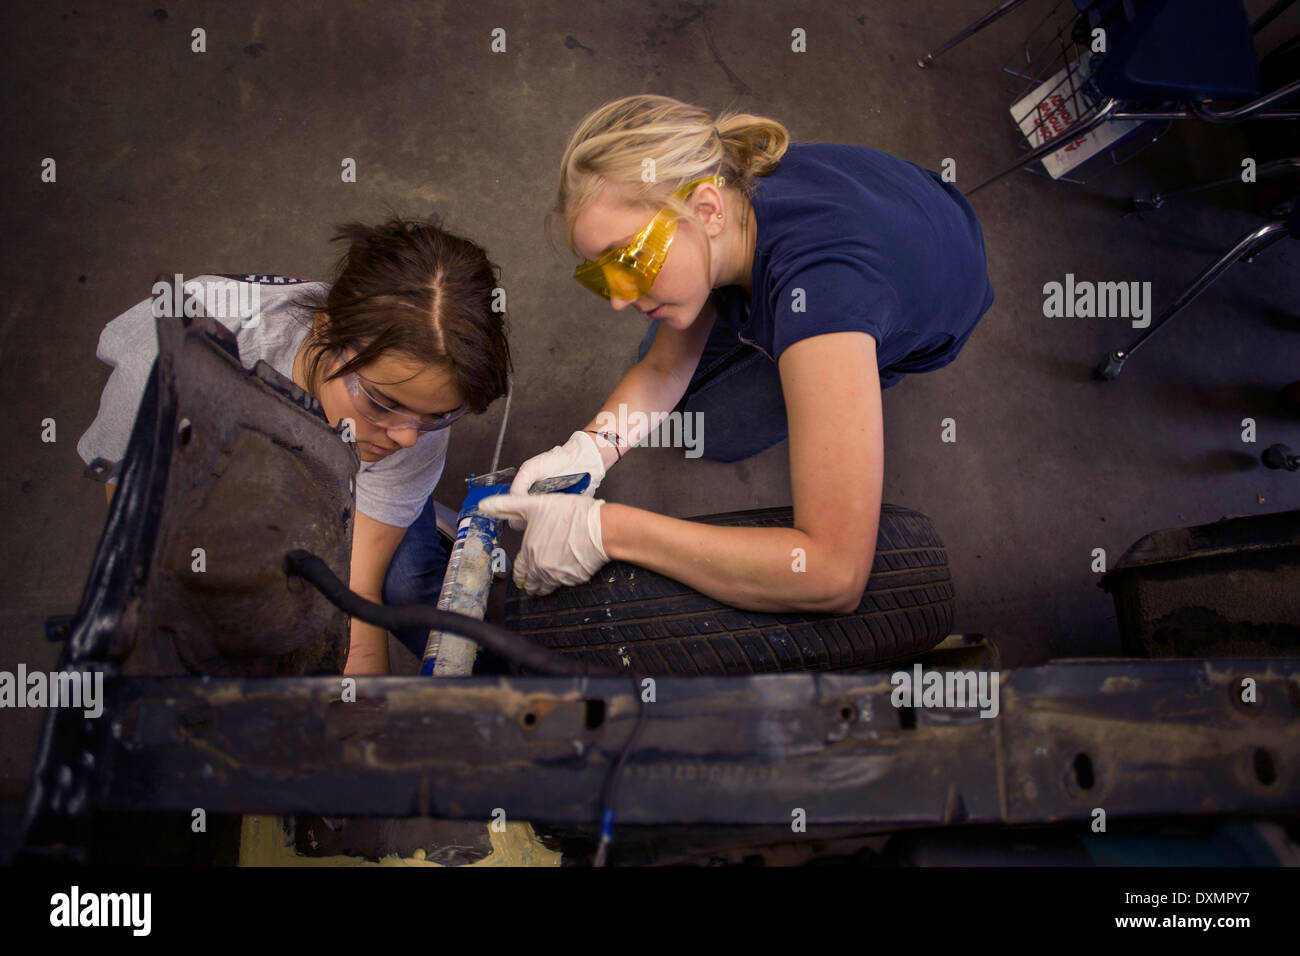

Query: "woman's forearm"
(600, 502), (861, 614)
(344, 617), (391, 675)
(581, 358), (692, 471)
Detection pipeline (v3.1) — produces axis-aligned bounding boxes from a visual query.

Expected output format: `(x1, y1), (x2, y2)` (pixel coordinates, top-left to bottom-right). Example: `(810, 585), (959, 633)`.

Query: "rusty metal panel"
(26, 659), (1294, 832)
(71, 313), (356, 677)
(999, 659), (1297, 822)
(21, 313), (356, 853)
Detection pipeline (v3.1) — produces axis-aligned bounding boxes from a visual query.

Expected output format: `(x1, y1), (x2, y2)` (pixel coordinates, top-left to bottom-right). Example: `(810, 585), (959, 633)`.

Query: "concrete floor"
(1, 0), (1297, 812)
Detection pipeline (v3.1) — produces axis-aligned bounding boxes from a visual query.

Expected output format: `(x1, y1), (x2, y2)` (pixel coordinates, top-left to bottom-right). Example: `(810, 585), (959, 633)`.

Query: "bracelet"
(583, 429), (624, 463)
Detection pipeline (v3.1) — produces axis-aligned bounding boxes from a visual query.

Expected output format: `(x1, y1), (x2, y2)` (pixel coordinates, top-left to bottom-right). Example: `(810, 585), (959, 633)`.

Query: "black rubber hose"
(284, 549), (604, 676)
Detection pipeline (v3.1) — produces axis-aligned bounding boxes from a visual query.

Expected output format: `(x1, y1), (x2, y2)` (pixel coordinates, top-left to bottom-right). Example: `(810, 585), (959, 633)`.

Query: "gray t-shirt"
(76, 273), (450, 528)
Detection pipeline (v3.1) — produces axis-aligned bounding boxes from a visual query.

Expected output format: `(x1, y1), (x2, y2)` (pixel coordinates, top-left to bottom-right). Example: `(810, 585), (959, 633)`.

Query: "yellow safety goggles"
(573, 175), (725, 300)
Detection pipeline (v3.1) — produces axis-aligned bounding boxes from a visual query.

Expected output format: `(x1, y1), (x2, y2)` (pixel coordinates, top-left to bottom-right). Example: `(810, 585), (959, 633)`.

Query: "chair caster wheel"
(1094, 351), (1125, 381)
(1262, 444), (1299, 471)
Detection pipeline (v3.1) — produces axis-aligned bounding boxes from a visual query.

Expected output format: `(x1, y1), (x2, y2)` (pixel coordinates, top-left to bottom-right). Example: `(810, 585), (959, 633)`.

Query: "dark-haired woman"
(77, 219), (512, 674)
(483, 95), (993, 614)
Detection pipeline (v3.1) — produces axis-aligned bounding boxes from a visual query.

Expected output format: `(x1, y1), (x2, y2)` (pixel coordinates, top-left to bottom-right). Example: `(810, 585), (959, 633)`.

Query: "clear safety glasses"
(339, 360), (467, 433)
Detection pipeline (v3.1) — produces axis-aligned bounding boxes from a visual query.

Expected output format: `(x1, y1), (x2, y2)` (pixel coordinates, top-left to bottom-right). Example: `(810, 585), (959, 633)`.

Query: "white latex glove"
(505, 430), (607, 531)
(478, 492), (608, 595)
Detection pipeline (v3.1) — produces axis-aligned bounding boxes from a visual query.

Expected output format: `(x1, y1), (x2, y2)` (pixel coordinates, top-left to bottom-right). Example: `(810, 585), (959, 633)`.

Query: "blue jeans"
(635, 317), (790, 464)
(635, 301), (913, 462)
(381, 494), (449, 660)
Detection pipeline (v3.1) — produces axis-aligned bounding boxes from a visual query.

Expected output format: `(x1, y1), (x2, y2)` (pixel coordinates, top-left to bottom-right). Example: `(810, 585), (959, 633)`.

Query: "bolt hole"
(839, 705), (855, 723)
(584, 699), (605, 730)
(1073, 752), (1095, 790)
(178, 418), (192, 445)
(521, 711), (537, 729)
(1254, 748), (1276, 786)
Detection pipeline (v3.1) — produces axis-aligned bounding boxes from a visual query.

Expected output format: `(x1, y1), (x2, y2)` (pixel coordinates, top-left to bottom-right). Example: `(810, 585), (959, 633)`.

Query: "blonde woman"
(482, 95), (994, 613)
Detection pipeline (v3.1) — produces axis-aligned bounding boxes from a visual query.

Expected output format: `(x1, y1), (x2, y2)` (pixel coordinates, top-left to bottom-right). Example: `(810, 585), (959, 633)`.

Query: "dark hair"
(295, 217), (512, 414)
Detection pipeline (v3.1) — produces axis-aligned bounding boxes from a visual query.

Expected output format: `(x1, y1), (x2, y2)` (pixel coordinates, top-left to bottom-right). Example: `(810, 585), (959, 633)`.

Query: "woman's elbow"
(828, 576), (868, 615)
(800, 562), (870, 616)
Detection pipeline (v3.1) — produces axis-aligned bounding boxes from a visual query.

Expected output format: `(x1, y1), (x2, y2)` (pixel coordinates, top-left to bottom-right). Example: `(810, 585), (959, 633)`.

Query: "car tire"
(502, 503), (955, 675)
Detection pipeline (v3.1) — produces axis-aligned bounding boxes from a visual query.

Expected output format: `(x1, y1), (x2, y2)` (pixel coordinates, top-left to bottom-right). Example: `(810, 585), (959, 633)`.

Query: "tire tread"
(503, 504), (954, 675)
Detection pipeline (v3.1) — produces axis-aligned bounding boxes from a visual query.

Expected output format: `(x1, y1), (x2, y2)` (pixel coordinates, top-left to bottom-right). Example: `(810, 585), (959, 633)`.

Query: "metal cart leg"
(1093, 219), (1292, 380)
(917, 0), (1033, 68)
(1129, 158), (1300, 212)
(1251, 0), (1297, 34)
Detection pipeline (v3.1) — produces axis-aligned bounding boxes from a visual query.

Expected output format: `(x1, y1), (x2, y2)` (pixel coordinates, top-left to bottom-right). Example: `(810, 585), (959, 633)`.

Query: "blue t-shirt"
(711, 143), (994, 385)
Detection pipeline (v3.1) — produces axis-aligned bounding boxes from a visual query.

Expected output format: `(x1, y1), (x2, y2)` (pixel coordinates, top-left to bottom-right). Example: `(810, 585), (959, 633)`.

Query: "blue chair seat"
(1096, 0), (1262, 101)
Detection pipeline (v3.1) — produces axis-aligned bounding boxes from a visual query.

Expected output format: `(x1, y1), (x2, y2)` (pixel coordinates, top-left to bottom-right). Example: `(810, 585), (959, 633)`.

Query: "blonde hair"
(553, 95), (790, 254)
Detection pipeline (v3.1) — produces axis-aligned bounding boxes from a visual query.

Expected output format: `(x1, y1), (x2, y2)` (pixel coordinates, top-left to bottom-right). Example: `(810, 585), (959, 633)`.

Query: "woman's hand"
(505, 431), (607, 530)
(478, 492), (608, 594)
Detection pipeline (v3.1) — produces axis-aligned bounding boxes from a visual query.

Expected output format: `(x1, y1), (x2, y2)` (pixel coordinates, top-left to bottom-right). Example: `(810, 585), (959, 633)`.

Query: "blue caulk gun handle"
(526, 472), (591, 495)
